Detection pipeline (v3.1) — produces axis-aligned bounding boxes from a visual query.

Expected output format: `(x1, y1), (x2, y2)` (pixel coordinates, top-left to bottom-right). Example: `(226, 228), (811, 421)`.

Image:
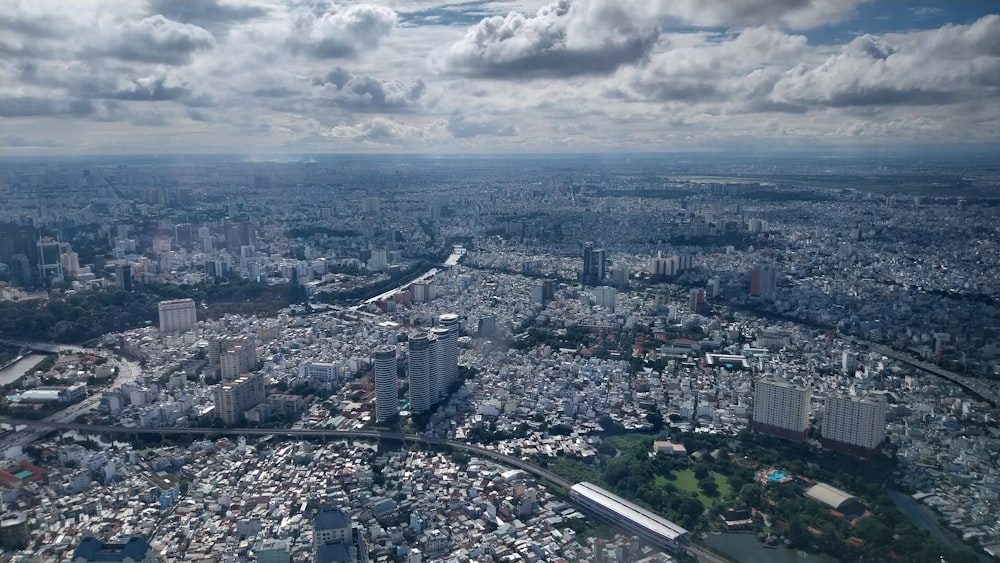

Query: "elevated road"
(0, 417), (726, 560)
(869, 344), (999, 407)
(0, 417), (574, 491)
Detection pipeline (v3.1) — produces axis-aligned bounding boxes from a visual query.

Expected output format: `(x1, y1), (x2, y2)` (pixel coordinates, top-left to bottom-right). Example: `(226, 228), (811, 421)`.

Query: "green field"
(665, 468), (732, 506)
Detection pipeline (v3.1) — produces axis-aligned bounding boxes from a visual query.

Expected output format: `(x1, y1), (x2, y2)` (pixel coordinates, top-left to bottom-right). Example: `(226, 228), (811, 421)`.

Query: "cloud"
(289, 3), (397, 59)
(434, 0), (659, 79)
(0, 96), (94, 117)
(772, 15), (1000, 108)
(321, 116), (433, 145)
(314, 68), (425, 111)
(610, 27), (808, 105)
(447, 112), (517, 137)
(106, 15), (217, 65)
(146, 0), (268, 35)
(109, 76), (192, 102)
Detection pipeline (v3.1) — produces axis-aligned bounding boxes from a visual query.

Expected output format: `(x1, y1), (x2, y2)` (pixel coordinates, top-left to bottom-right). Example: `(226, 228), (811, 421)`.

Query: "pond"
(703, 532), (840, 563)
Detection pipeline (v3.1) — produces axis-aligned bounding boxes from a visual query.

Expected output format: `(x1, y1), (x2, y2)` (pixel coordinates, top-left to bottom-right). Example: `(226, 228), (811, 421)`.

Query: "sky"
(1, 0), (998, 155)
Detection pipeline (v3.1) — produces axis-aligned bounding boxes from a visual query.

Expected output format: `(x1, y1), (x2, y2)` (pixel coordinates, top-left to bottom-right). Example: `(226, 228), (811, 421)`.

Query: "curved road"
(0, 417), (575, 491)
(0, 340), (141, 451)
(0, 417), (729, 561)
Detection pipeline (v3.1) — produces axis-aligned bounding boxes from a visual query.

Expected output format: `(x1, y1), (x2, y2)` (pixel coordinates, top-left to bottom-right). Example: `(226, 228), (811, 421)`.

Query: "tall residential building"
(436, 313), (459, 394)
(687, 288), (705, 314)
(752, 377), (811, 442)
(430, 327), (451, 399)
(213, 373), (265, 425)
(408, 332), (435, 414)
(374, 345), (399, 423)
(208, 336), (257, 379)
(821, 394), (887, 455)
(581, 242), (607, 286)
(750, 264), (778, 298)
(158, 298), (196, 335)
(60, 250), (80, 276)
(220, 344), (257, 380)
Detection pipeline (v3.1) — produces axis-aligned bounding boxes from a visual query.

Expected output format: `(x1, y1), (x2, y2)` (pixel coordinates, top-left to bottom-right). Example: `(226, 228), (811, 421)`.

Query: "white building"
(821, 393), (887, 454)
(374, 345), (398, 423)
(408, 332), (435, 414)
(752, 377), (810, 442)
(158, 298), (196, 335)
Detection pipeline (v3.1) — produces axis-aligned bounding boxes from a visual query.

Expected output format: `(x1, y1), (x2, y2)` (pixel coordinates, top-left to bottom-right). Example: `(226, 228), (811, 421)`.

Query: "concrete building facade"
(752, 377), (811, 442)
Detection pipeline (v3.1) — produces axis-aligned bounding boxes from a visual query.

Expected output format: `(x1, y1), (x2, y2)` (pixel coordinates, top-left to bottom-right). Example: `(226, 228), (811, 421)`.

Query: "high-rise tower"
(374, 345), (399, 423)
(821, 393), (887, 455)
(581, 242), (607, 286)
(752, 377), (810, 442)
(437, 313), (459, 394)
(408, 332), (435, 414)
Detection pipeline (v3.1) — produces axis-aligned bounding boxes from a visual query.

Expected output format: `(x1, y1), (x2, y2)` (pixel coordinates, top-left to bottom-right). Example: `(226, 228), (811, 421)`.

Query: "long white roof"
(571, 482), (687, 540)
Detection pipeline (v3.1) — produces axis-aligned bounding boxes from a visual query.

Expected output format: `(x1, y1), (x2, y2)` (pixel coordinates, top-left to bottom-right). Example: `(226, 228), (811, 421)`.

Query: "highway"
(869, 343), (999, 407)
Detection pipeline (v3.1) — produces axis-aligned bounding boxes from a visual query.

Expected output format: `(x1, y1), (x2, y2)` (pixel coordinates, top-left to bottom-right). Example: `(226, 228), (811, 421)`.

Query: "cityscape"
(1, 2), (999, 563)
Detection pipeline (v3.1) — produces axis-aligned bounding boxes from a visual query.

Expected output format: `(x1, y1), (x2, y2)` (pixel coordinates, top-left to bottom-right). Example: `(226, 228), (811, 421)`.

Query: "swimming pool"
(767, 471), (788, 481)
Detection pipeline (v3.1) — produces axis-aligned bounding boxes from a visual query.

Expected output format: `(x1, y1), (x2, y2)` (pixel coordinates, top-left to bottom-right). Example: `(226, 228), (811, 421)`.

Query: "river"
(703, 532), (839, 563)
(888, 490), (962, 551)
(0, 353), (48, 387)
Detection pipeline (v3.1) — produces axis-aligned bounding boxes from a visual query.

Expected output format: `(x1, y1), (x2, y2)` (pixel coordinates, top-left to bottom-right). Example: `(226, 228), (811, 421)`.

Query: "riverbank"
(0, 353), (49, 387)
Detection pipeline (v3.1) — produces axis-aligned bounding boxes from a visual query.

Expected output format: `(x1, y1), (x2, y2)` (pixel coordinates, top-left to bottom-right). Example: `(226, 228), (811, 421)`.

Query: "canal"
(0, 353), (48, 387)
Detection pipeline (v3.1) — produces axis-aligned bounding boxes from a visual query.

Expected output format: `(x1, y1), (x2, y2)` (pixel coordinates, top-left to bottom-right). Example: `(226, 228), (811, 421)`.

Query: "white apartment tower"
(158, 298), (197, 335)
(374, 345), (399, 423)
(408, 332), (435, 414)
(752, 377), (811, 442)
(436, 314), (459, 393)
(821, 394), (887, 455)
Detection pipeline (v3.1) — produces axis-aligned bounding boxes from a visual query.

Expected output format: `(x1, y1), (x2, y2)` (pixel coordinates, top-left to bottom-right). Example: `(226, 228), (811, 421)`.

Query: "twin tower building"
(373, 313), (459, 423)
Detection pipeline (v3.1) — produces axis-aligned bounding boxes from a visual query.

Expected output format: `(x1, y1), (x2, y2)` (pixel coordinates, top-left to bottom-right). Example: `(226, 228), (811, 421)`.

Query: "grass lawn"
(667, 468), (733, 506)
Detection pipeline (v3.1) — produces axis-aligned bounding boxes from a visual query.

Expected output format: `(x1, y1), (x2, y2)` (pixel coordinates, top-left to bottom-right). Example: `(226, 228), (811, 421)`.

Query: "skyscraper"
(750, 264), (778, 298)
(821, 394), (887, 455)
(581, 242), (607, 285)
(374, 345), (399, 423)
(408, 332), (435, 414)
(436, 314), (459, 394)
(752, 377), (811, 442)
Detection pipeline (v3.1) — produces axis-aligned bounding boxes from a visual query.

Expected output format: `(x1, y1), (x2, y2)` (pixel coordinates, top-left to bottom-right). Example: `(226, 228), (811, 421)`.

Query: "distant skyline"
(1, 0), (998, 155)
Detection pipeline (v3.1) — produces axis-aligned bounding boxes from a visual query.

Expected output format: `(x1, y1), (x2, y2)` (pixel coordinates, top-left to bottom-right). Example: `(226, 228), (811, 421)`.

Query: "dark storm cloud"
(106, 15), (216, 65)
(446, 113), (517, 138)
(436, 0), (659, 79)
(288, 3), (396, 59)
(146, 0), (268, 34)
(315, 68), (425, 112)
(0, 96), (95, 117)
